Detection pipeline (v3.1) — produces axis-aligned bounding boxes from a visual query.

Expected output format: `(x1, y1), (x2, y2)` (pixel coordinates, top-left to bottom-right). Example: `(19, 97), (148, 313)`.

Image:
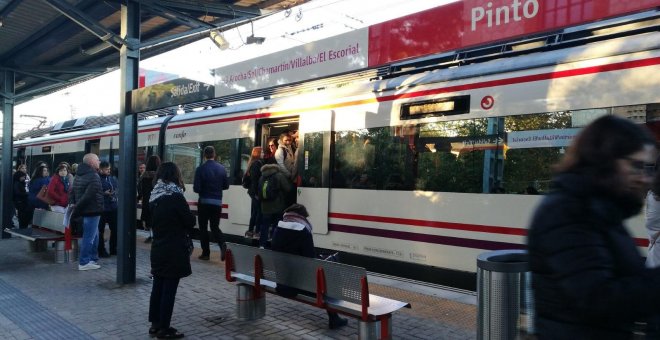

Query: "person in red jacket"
(47, 163), (71, 212)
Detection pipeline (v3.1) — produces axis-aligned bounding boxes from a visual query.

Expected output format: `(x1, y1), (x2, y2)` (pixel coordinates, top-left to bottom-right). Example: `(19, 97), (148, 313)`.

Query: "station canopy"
(0, 0), (307, 106)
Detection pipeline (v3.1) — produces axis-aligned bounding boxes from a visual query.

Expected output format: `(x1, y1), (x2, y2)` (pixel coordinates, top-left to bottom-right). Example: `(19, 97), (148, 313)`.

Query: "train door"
(297, 111), (333, 234)
(85, 139), (100, 155)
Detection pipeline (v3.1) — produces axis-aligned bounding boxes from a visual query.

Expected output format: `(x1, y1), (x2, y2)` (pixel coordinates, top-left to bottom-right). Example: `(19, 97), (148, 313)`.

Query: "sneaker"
(78, 263), (101, 271)
(156, 327), (184, 339)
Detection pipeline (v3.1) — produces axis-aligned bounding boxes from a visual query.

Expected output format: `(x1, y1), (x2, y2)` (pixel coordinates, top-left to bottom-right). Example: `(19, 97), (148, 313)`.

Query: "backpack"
(258, 172), (279, 201)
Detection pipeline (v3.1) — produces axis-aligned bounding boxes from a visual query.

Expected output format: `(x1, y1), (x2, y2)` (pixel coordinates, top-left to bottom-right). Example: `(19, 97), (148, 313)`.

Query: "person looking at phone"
(98, 161), (118, 257)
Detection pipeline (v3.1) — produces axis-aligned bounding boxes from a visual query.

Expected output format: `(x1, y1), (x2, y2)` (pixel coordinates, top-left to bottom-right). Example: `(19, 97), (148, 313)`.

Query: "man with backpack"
(258, 163), (291, 248)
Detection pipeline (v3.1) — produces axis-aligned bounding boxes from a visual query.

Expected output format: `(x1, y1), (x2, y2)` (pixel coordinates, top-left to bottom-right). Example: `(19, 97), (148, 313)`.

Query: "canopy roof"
(0, 0), (305, 105)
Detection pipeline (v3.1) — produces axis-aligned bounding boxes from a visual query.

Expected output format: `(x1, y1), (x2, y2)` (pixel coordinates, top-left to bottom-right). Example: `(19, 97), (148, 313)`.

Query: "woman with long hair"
(528, 115), (660, 338)
(140, 155), (161, 243)
(148, 162), (195, 339)
(245, 146), (263, 239)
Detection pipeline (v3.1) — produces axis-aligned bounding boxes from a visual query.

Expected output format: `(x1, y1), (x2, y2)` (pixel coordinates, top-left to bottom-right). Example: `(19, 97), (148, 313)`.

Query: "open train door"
(297, 110), (332, 234)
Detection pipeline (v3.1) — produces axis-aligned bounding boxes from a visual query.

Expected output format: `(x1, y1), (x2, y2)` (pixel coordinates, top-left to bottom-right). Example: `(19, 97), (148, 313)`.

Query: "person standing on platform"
(258, 163), (291, 248)
(647, 157), (660, 268)
(148, 162), (195, 339)
(98, 161), (118, 257)
(69, 153), (103, 271)
(12, 164), (30, 228)
(136, 162), (146, 230)
(193, 146), (229, 261)
(528, 115), (660, 338)
(244, 146), (263, 239)
(141, 156), (161, 243)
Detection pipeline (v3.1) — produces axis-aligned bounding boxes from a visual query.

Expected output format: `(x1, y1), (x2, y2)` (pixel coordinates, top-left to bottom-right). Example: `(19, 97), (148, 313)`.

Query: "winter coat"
(47, 175), (69, 208)
(139, 171), (156, 224)
(99, 173), (118, 211)
(528, 172), (660, 339)
(259, 164), (292, 215)
(68, 163), (103, 216)
(647, 191), (660, 268)
(12, 171), (28, 209)
(271, 211), (315, 297)
(247, 159), (263, 198)
(149, 183), (196, 279)
(28, 176), (50, 210)
(193, 160), (229, 206)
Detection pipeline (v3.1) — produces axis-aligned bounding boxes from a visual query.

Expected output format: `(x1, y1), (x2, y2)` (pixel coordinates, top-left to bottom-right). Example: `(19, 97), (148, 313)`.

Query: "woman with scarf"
(47, 163), (70, 212)
(148, 162), (195, 339)
(271, 204), (348, 330)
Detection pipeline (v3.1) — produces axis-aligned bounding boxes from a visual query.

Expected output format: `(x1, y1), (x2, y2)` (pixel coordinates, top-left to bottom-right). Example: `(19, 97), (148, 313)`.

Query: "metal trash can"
(55, 240), (66, 263)
(477, 249), (534, 340)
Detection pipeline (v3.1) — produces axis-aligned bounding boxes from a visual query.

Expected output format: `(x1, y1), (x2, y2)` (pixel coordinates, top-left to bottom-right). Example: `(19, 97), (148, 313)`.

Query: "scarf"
(61, 175), (69, 192)
(277, 211), (312, 232)
(149, 179), (184, 203)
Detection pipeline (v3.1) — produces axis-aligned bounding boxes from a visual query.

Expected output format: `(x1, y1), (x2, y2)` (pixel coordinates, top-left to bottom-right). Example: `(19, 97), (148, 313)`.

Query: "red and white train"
(10, 2), (660, 289)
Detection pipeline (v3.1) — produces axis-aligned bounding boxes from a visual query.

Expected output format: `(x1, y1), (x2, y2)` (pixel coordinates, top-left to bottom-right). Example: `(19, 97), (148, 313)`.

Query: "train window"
(400, 95), (470, 120)
(300, 132), (324, 188)
(164, 142), (201, 184)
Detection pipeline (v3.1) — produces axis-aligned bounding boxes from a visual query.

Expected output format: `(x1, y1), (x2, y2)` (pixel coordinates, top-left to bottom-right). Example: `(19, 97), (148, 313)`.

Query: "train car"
(10, 6), (660, 290)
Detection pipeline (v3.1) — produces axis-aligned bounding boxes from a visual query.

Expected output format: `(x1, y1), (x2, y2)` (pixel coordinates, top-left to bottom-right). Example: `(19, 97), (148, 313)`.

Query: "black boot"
(328, 312), (348, 329)
(220, 242), (227, 262)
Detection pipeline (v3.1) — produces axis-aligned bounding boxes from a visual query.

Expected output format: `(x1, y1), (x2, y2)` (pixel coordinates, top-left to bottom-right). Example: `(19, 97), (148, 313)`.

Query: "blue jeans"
(79, 215), (100, 265)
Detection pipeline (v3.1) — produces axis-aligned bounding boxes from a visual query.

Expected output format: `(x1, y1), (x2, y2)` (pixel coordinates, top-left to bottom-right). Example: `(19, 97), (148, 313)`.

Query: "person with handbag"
(148, 162), (195, 339)
(28, 164), (50, 210)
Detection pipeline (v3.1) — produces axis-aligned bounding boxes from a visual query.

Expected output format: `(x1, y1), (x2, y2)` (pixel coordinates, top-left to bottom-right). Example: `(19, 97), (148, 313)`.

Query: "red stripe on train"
(329, 212), (650, 247)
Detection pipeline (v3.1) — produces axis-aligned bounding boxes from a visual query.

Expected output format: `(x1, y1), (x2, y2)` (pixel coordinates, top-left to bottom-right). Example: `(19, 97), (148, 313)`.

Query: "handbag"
(36, 185), (55, 206)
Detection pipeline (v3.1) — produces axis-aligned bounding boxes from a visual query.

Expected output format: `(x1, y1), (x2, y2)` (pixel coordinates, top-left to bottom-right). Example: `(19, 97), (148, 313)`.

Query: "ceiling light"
(209, 30), (229, 50)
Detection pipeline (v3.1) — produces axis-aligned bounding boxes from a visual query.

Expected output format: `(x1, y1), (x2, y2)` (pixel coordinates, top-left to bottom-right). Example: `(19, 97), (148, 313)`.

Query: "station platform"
(0, 231), (476, 339)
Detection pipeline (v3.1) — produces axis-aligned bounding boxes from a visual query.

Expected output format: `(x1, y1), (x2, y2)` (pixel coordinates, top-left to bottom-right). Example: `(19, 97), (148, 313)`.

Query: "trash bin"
(477, 249), (534, 340)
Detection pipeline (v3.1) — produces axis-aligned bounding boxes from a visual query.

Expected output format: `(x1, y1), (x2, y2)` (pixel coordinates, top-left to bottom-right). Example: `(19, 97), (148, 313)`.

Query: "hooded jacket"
(259, 164), (292, 215)
(528, 172), (660, 339)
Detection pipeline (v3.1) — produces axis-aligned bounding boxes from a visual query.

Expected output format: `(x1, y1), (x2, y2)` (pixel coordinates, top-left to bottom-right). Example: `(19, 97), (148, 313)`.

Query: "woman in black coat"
(148, 162), (195, 339)
(528, 115), (660, 339)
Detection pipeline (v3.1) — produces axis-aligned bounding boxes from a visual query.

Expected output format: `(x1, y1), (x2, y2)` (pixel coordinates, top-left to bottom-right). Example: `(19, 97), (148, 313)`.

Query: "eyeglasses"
(624, 157), (655, 177)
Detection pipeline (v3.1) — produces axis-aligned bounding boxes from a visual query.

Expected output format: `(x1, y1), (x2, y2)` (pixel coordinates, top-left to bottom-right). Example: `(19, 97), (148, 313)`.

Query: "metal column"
(1, 71), (15, 238)
(117, 1), (140, 284)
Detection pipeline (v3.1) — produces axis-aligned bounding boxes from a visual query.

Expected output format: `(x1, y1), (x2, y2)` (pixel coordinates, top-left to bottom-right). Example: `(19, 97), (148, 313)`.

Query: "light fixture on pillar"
(209, 30), (229, 50)
(246, 20), (265, 45)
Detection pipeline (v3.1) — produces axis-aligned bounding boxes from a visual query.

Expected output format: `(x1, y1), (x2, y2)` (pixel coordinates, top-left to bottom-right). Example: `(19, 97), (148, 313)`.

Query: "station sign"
(130, 77), (215, 113)
(213, 28), (368, 97)
(507, 128), (580, 149)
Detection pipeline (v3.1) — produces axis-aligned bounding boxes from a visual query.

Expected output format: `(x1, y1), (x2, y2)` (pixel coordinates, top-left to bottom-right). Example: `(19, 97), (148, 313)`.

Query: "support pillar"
(1, 71), (15, 238)
(117, 1), (140, 284)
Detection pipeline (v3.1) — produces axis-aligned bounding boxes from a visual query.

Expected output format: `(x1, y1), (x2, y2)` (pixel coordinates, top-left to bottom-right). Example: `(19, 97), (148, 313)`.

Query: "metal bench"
(4, 209), (78, 263)
(224, 243), (411, 340)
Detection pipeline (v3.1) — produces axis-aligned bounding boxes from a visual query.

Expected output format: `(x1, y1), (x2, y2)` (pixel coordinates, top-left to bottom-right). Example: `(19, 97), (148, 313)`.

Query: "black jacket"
(68, 163), (103, 216)
(12, 171), (28, 208)
(528, 173), (660, 339)
(150, 192), (196, 278)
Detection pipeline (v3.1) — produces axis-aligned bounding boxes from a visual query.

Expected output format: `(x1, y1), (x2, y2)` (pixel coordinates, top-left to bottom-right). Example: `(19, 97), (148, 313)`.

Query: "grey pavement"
(0, 235), (476, 339)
